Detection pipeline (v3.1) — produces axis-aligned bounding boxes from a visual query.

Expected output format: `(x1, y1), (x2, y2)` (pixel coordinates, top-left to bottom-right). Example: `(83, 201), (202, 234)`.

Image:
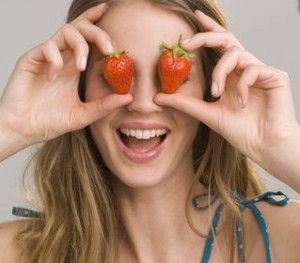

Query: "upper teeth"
(120, 128), (167, 140)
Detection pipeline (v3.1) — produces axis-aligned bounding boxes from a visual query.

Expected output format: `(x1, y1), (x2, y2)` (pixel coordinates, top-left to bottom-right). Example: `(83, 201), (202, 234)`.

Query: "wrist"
(0, 107), (32, 161)
(255, 125), (300, 192)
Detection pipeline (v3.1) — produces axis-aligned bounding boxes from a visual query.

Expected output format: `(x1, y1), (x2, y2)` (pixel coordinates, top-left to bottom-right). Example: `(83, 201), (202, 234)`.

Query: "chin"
(109, 163), (173, 190)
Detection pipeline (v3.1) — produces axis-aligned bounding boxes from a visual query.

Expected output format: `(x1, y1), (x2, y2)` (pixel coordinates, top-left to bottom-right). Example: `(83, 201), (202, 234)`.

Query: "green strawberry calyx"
(161, 34), (195, 60)
(108, 43), (127, 59)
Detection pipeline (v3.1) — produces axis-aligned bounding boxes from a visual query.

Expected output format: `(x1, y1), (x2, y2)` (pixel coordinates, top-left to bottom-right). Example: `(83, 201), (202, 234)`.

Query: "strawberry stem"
(109, 42), (126, 58)
(160, 34), (195, 60)
(177, 34), (183, 46)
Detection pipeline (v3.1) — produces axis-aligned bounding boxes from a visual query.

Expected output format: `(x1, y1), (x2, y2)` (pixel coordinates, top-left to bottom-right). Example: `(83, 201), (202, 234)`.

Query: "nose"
(126, 76), (163, 114)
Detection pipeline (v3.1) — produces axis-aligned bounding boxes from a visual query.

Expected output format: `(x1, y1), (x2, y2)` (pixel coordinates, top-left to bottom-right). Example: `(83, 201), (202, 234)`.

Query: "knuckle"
(223, 32), (242, 49)
(245, 63), (258, 73)
(227, 45), (242, 55)
(43, 39), (55, 50)
(279, 69), (290, 80)
(55, 24), (75, 39)
(74, 20), (85, 32)
(51, 24), (75, 44)
(277, 69), (290, 86)
(225, 31), (235, 41)
(16, 52), (28, 66)
(62, 23), (75, 33)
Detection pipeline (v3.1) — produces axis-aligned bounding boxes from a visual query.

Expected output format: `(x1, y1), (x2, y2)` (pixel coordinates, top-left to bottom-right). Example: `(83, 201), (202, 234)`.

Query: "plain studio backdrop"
(0, 1), (299, 222)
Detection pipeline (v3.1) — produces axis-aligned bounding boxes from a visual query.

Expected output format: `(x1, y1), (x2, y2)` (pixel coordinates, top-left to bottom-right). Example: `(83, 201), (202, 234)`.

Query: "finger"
(154, 93), (219, 131)
(194, 10), (226, 32)
(237, 64), (289, 108)
(182, 10), (243, 53)
(51, 24), (89, 71)
(182, 31), (243, 52)
(75, 94), (133, 127)
(72, 3), (108, 24)
(42, 40), (64, 82)
(211, 47), (263, 97)
(75, 21), (113, 55)
(71, 3), (113, 55)
(27, 40), (63, 82)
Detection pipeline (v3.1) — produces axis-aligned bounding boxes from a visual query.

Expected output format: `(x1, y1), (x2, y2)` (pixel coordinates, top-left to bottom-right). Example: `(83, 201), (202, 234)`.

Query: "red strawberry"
(103, 48), (134, 94)
(158, 35), (194, 94)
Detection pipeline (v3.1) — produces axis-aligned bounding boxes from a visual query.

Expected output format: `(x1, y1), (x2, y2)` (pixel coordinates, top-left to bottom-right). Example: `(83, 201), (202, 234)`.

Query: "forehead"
(98, 1), (195, 57)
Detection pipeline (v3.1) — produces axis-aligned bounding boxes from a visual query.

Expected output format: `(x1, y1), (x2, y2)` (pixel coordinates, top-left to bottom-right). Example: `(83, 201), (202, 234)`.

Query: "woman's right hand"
(0, 4), (132, 152)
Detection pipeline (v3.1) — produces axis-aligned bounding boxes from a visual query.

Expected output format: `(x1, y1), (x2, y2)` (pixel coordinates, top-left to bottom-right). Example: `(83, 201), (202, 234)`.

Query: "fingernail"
(79, 56), (87, 71)
(211, 82), (219, 96)
(105, 41), (114, 54)
(238, 96), (245, 108)
(182, 38), (192, 46)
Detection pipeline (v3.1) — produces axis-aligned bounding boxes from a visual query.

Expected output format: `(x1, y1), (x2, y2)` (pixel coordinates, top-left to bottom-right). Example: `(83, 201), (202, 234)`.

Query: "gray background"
(0, 1), (299, 222)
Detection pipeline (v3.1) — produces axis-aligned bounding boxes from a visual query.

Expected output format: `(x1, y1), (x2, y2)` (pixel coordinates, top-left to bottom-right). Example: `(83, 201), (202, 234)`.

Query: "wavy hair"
(17, 0), (262, 262)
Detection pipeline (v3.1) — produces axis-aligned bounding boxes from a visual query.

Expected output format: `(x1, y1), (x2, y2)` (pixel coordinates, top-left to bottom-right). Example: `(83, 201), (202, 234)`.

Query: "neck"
(113, 168), (208, 262)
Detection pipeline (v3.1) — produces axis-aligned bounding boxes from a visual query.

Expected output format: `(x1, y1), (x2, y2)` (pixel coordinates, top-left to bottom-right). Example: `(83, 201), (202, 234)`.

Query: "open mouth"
(117, 128), (168, 153)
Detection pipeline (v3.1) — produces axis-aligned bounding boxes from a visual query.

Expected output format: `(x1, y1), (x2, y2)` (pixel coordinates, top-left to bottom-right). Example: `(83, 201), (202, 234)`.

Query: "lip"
(116, 121), (169, 163)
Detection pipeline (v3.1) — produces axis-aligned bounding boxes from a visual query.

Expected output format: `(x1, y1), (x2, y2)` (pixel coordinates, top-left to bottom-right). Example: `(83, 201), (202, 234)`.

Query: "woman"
(0, 0), (300, 262)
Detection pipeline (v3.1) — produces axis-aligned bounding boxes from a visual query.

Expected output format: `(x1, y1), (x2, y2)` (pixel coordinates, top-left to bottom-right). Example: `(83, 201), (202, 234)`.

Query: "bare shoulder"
(0, 220), (29, 263)
(255, 197), (300, 262)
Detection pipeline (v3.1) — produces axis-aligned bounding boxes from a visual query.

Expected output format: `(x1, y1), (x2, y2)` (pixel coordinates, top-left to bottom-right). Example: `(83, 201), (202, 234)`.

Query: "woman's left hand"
(155, 10), (300, 182)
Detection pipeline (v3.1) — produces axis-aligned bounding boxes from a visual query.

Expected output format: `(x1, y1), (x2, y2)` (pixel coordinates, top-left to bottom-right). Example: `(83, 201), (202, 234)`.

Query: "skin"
(86, 3), (206, 262)
(86, 2), (203, 188)
(0, 2), (300, 263)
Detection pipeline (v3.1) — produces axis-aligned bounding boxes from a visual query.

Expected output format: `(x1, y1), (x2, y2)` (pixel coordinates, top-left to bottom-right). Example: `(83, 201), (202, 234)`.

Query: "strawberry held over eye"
(158, 35), (194, 94)
(103, 48), (134, 94)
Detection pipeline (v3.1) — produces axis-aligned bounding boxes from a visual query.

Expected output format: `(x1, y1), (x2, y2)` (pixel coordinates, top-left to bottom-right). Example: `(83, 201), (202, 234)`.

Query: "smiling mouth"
(118, 128), (168, 153)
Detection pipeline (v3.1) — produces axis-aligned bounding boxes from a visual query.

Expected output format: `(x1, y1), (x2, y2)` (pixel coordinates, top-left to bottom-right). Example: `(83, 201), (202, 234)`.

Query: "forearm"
(256, 126), (300, 193)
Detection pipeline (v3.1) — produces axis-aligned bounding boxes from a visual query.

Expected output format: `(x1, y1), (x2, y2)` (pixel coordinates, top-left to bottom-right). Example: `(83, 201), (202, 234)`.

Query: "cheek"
(85, 71), (112, 102)
(178, 71), (205, 99)
(174, 108), (200, 139)
(178, 80), (204, 101)
(184, 60), (206, 99)
(191, 72), (206, 99)
(190, 81), (204, 99)
(89, 119), (111, 159)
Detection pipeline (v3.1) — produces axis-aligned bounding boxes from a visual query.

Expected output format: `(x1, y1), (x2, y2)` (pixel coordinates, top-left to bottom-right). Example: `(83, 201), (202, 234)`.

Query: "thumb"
(154, 93), (219, 130)
(75, 94), (133, 128)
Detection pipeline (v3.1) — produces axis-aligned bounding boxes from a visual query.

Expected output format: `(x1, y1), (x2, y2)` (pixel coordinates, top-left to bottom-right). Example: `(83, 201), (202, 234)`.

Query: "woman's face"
(85, 1), (205, 189)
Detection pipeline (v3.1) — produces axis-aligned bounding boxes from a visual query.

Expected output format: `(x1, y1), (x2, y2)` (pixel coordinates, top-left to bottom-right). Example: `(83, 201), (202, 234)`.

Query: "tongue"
(124, 137), (162, 153)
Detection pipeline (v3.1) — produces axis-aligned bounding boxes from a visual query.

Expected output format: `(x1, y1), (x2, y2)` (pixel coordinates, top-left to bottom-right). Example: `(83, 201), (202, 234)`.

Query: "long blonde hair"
(17, 0), (262, 262)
